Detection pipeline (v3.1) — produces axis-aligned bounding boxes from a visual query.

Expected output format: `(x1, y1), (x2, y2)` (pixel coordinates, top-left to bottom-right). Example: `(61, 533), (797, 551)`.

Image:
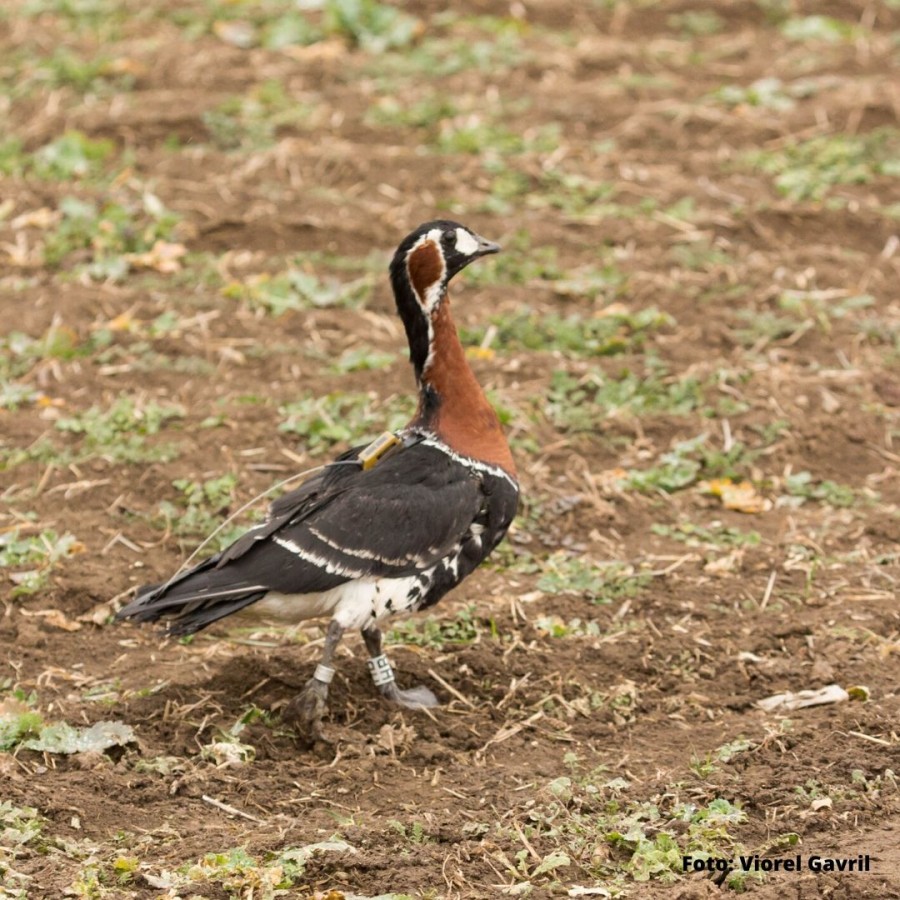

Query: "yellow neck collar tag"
(358, 432), (401, 470)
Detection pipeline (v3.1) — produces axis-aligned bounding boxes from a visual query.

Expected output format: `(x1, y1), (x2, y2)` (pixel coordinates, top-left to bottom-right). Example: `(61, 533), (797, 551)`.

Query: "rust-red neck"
(411, 297), (517, 478)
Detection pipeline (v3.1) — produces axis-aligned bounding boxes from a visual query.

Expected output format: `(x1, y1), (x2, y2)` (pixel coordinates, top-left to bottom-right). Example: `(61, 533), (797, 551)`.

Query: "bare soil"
(2, 1), (899, 897)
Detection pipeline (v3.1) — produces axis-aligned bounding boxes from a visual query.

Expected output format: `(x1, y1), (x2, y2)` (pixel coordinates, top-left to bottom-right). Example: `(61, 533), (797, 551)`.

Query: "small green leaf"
(532, 851), (571, 877)
(23, 720), (135, 754)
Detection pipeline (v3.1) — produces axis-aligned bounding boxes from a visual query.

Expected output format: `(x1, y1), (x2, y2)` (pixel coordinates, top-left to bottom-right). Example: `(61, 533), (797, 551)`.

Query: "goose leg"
(361, 625), (439, 709)
(284, 618), (344, 737)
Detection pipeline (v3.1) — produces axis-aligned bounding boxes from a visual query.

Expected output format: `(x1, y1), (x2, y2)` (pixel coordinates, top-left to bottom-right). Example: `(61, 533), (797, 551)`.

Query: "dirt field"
(2, 1), (899, 897)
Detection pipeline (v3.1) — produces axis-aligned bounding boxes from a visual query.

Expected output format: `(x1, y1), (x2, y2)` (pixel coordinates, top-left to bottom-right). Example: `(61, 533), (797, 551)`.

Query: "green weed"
(157, 475), (247, 550)
(0, 692), (135, 755)
(533, 616), (604, 638)
(330, 347), (396, 373)
(708, 77), (816, 112)
(783, 471), (856, 507)
(0, 131), (115, 181)
(624, 435), (706, 494)
(181, 840), (355, 893)
(187, 846), (283, 888)
(752, 0), (789, 22)
(536, 555), (651, 602)
(182, 0), (421, 57)
(0, 323), (109, 380)
(778, 289), (875, 332)
(781, 15), (860, 43)
(521, 166), (659, 221)
(667, 10), (724, 35)
(258, 10), (321, 48)
(698, 439), (758, 480)
(550, 266), (626, 301)
(0, 801), (43, 896)
(169, 0), (290, 40)
(716, 738), (755, 762)
(624, 433), (757, 494)
(365, 29), (525, 80)
(669, 239), (735, 271)
(513, 762), (751, 889)
(0, 695), (44, 749)
(733, 308), (805, 347)
(462, 237), (564, 286)
(278, 391), (414, 452)
(203, 80), (314, 150)
(690, 738), (755, 775)
(33, 130), (115, 180)
(651, 521), (761, 548)
(20, 719), (135, 755)
(16, 0), (135, 37)
(388, 819), (433, 845)
(436, 120), (559, 156)
(365, 94), (458, 130)
(0, 800), (42, 847)
(610, 798), (746, 883)
(0, 380), (41, 410)
(463, 306), (669, 357)
(502, 845), (571, 888)
(55, 396), (185, 463)
(523, 166), (619, 218)
(690, 753), (717, 778)
(224, 268), (374, 315)
(199, 707), (283, 767)
(0, 137), (28, 175)
(858, 314), (900, 351)
(36, 47), (127, 92)
(544, 368), (705, 434)
(200, 736), (256, 768)
(387, 605), (487, 648)
(744, 128), (900, 201)
(0, 528), (82, 596)
(750, 420), (791, 448)
(43, 193), (182, 278)
(324, 0), (419, 52)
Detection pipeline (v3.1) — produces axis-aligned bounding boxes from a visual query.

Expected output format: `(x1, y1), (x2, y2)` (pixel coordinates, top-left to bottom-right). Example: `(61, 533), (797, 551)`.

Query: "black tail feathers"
(116, 557), (267, 636)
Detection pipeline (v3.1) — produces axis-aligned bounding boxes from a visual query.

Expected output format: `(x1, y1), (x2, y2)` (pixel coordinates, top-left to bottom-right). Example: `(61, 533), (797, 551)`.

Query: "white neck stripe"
(416, 435), (518, 488)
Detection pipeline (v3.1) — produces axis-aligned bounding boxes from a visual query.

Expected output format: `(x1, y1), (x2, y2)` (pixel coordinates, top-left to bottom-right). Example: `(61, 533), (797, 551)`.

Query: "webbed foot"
(361, 626), (440, 710)
(379, 681), (439, 709)
(283, 619), (345, 745)
(283, 676), (329, 739)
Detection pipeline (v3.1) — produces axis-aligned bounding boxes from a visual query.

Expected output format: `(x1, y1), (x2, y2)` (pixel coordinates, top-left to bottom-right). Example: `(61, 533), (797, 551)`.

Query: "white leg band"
(367, 654), (395, 687)
(314, 664), (335, 684)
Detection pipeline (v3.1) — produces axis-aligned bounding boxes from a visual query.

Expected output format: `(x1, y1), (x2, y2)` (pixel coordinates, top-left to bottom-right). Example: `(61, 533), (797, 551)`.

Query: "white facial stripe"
(454, 228), (480, 256)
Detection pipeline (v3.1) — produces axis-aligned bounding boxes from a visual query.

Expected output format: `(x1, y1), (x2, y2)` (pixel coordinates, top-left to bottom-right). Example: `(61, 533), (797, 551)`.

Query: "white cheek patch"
(454, 228), (480, 256)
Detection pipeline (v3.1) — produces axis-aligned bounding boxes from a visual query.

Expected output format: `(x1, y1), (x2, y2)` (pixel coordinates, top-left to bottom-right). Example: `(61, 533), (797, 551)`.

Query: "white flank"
(255, 569), (436, 630)
(444, 549), (461, 580)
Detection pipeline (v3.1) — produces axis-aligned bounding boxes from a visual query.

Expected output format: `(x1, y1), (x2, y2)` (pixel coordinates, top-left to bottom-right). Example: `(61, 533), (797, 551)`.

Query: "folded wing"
(117, 443), (483, 633)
